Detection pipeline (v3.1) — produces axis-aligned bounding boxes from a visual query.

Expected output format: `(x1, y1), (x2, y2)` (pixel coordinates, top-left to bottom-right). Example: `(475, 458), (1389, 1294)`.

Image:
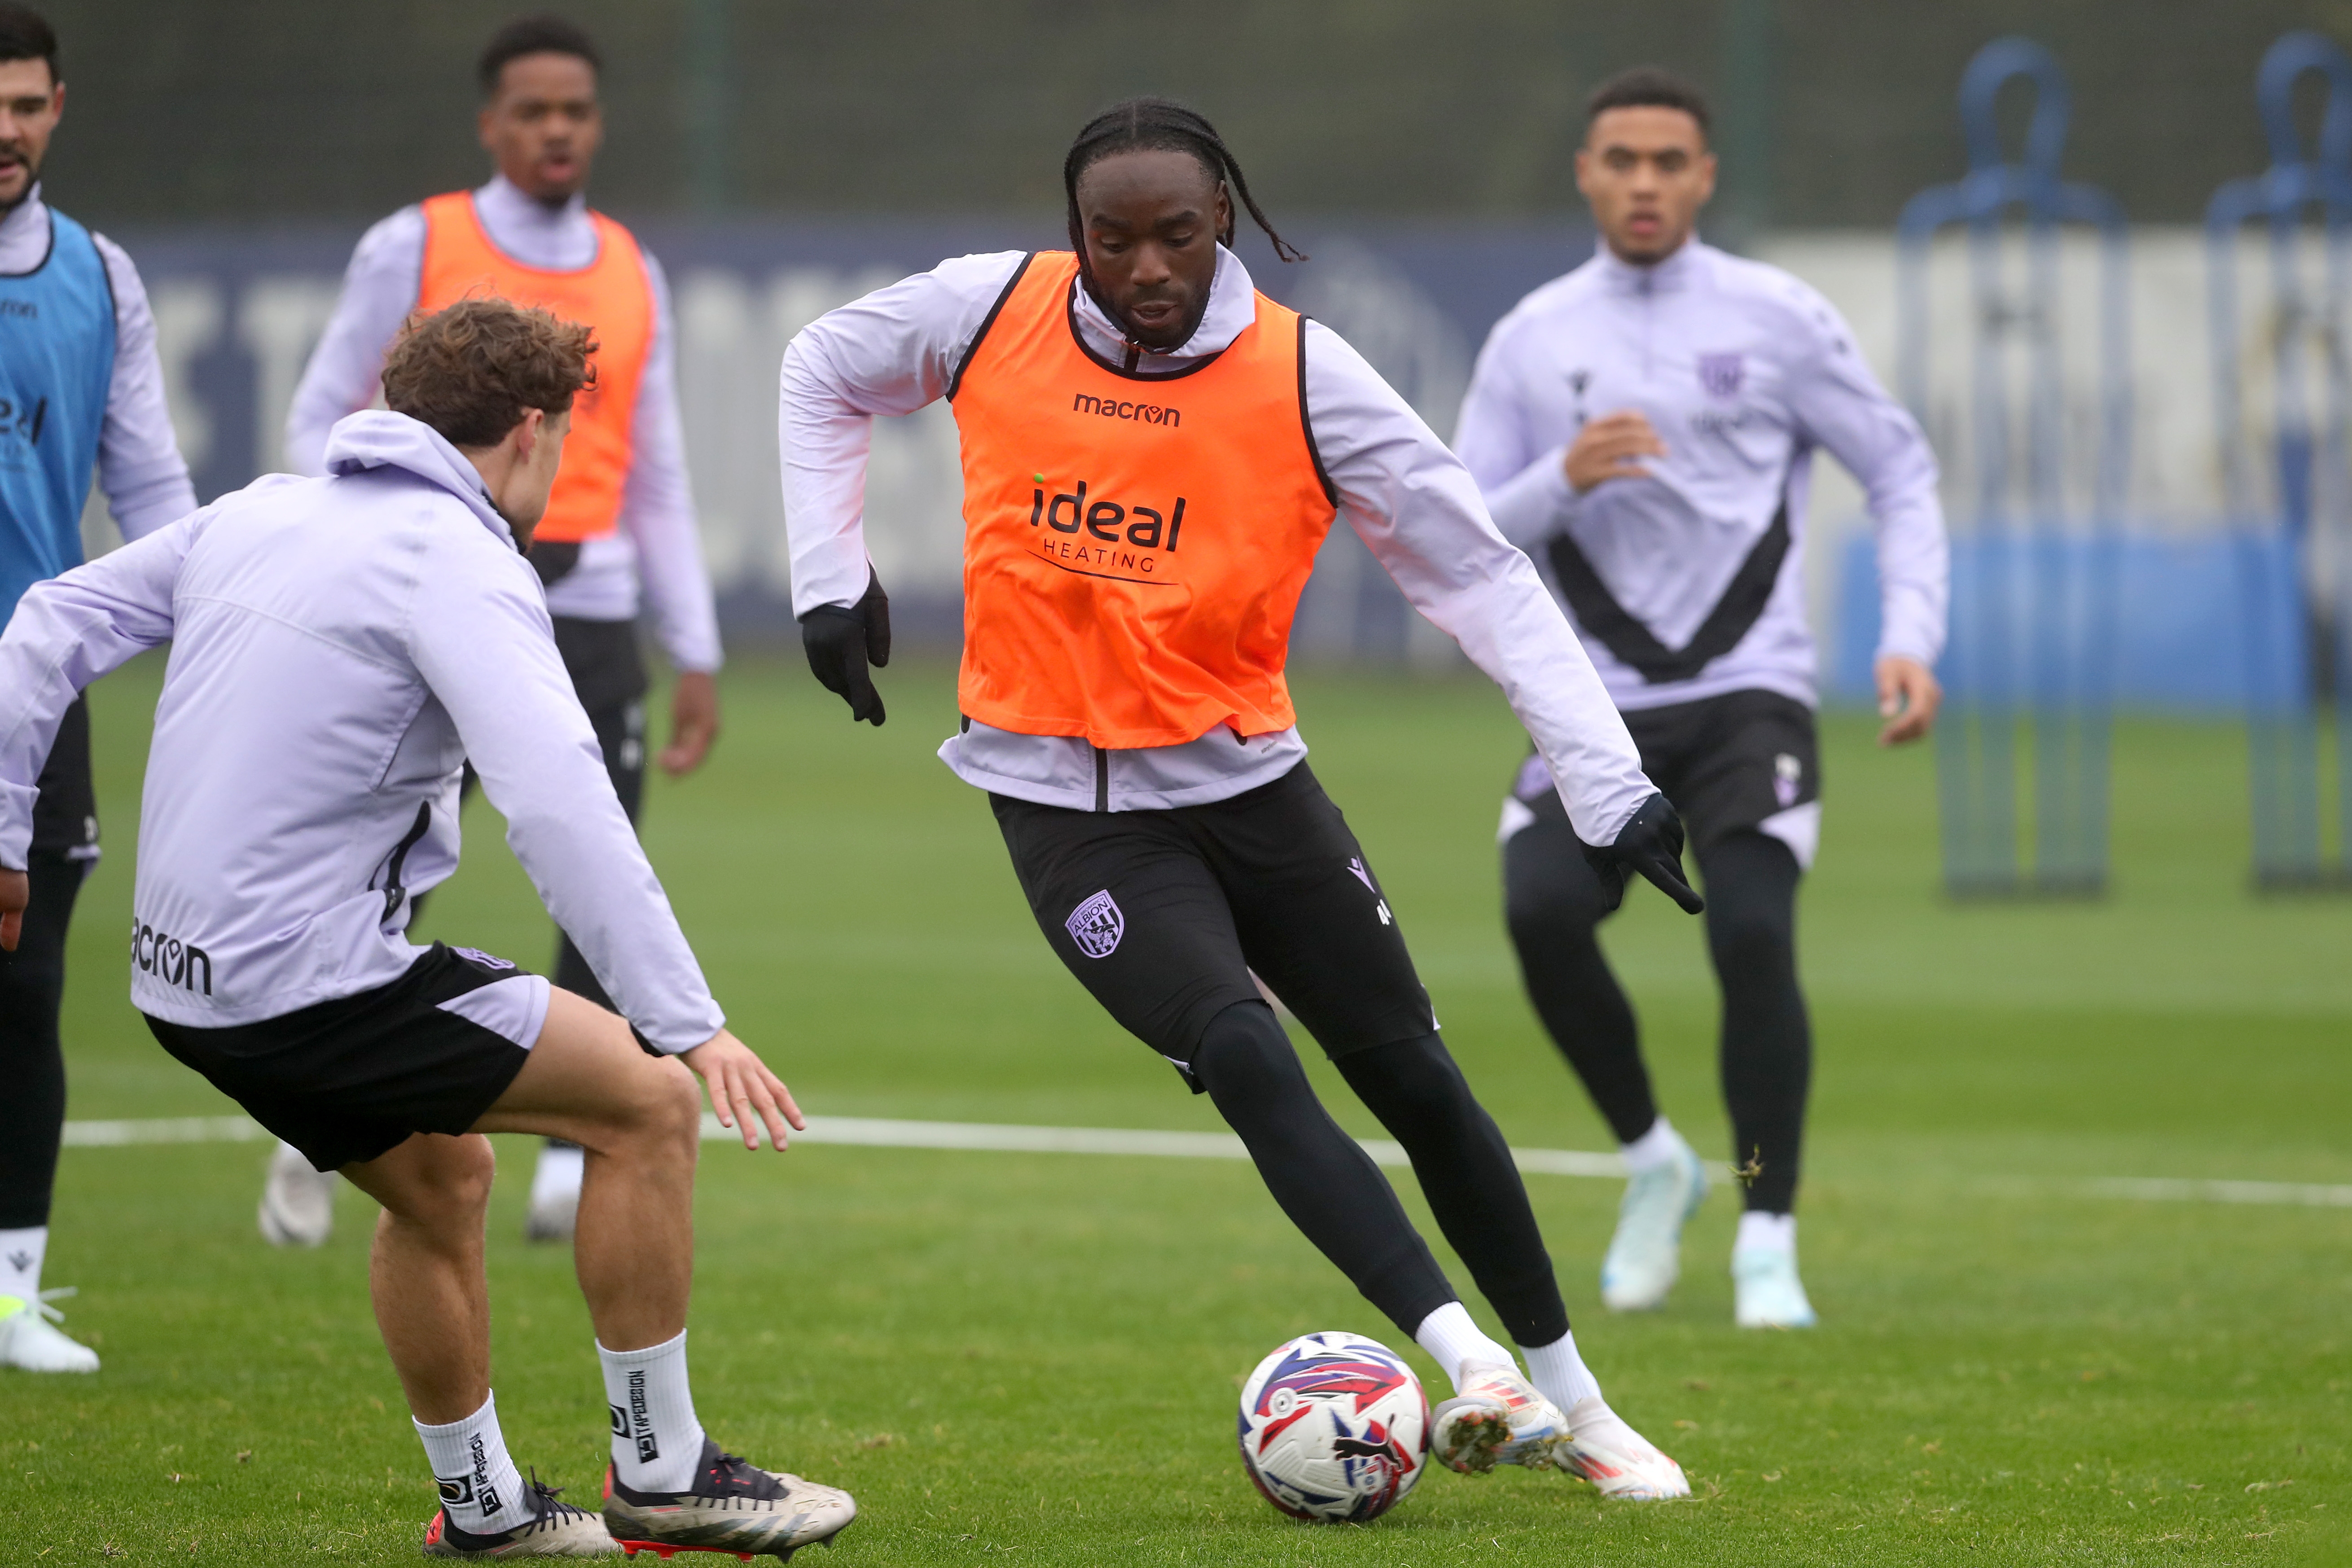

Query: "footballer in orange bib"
(784, 98), (1707, 1496)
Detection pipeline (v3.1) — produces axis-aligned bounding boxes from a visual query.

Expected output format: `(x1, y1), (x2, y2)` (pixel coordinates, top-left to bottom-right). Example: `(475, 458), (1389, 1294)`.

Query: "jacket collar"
(321, 410), (519, 549)
(1593, 235), (1709, 296)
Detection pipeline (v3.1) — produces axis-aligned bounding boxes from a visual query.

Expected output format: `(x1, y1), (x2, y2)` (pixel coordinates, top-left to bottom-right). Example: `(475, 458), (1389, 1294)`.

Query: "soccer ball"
(1236, 1331), (1429, 1523)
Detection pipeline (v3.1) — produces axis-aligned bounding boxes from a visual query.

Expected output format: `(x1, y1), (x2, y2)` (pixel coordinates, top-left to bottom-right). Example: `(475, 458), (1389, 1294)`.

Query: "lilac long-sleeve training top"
(1454, 239), (1949, 716)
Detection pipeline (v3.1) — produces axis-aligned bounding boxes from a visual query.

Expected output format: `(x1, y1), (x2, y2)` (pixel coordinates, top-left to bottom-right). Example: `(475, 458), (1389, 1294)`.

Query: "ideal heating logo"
(130, 917), (212, 995)
(1071, 392), (1180, 426)
(1025, 477), (1187, 582)
(1028, 480), (1185, 548)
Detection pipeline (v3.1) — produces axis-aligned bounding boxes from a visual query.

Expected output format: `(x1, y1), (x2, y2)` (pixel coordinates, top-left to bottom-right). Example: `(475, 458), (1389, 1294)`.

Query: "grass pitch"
(18, 653), (2350, 1564)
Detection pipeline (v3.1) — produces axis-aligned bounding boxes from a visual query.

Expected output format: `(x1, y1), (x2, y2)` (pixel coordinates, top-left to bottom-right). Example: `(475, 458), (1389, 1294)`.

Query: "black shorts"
(144, 944), (546, 1172)
(1509, 688), (1819, 858)
(992, 762), (1436, 1086)
(552, 614), (651, 716)
(30, 694), (97, 860)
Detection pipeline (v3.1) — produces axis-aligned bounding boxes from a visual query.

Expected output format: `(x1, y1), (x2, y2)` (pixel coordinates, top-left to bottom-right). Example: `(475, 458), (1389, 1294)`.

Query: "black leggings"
(1505, 825), (1811, 1214)
(1192, 1000), (1569, 1347)
(0, 853), (87, 1229)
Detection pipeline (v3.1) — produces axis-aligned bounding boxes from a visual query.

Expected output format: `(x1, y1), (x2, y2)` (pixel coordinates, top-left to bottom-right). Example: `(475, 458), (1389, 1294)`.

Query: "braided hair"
(1062, 98), (1306, 265)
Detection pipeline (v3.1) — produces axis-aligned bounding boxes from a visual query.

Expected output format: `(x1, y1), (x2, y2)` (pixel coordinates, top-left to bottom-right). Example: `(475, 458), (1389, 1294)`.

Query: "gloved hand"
(1582, 791), (1704, 915)
(799, 569), (892, 726)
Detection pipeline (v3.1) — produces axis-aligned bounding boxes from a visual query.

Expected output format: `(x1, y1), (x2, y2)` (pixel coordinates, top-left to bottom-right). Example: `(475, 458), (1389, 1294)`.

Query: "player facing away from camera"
(0, 300), (852, 1560)
(264, 12), (725, 1249)
(782, 98), (1701, 1495)
(0, 1), (199, 1374)
(1454, 68), (1949, 1328)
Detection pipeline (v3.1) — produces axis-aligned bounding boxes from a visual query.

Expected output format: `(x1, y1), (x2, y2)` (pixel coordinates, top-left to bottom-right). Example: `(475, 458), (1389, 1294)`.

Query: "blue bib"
(0, 206), (116, 627)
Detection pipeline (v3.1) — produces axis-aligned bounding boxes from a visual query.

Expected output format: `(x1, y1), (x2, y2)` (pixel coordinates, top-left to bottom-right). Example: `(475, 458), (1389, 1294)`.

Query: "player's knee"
(648, 1063), (705, 1151)
(612, 1060), (703, 1158)
(1705, 897), (1795, 975)
(1503, 842), (1608, 947)
(376, 1133), (496, 1227)
(1189, 1001), (1303, 1102)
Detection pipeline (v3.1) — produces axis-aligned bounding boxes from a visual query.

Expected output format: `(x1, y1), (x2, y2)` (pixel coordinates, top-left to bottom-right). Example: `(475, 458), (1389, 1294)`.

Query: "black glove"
(1583, 792), (1705, 915)
(799, 569), (892, 726)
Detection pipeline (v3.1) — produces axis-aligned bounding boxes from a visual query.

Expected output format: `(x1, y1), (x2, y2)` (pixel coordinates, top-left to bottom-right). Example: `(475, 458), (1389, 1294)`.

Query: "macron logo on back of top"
(1072, 392), (1180, 427)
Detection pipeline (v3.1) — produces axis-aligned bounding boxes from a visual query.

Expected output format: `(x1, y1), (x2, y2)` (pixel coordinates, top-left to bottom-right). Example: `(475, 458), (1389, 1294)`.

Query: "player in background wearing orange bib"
(261, 15), (724, 1248)
(781, 99), (1709, 1495)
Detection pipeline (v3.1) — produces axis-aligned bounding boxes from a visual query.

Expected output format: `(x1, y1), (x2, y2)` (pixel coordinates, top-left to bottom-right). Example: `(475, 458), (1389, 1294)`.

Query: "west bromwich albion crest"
(1066, 890), (1124, 958)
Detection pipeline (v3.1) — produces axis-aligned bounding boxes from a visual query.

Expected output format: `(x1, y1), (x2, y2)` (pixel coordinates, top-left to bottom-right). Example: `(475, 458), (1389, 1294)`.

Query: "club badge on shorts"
(1066, 889), (1125, 958)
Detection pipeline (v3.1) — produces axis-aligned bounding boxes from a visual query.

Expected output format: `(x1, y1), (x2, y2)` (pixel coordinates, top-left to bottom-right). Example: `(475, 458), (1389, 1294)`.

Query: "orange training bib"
(417, 191), (653, 544)
(948, 252), (1338, 750)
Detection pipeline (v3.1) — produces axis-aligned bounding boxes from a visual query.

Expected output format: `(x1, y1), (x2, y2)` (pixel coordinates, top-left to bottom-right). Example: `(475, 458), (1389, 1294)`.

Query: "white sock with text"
(598, 1329), (706, 1493)
(415, 1391), (532, 1537)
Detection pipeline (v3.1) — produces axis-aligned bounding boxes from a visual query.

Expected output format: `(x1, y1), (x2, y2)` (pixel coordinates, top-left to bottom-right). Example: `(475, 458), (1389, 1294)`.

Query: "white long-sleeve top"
(0, 410), (725, 1051)
(780, 245), (1655, 846)
(284, 175), (721, 673)
(0, 185), (197, 540)
(1455, 239), (1948, 712)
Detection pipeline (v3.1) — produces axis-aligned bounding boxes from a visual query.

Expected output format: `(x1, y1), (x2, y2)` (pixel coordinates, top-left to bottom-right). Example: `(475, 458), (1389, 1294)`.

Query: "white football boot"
(425, 1472), (618, 1558)
(1733, 1243), (1817, 1328)
(1430, 1362), (1571, 1474)
(524, 1143), (584, 1244)
(1553, 1394), (1691, 1499)
(1600, 1129), (1709, 1312)
(0, 1287), (100, 1373)
(259, 1140), (337, 1247)
(603, 1437), (856, 1559)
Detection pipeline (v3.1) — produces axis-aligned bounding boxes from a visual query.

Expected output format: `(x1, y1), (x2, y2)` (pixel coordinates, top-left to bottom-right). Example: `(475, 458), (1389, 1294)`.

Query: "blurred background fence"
(42, 0), (2346, 703)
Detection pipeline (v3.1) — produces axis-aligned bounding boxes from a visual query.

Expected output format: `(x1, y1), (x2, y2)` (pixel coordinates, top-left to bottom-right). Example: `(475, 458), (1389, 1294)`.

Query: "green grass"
(18, 653), (2351, 1564)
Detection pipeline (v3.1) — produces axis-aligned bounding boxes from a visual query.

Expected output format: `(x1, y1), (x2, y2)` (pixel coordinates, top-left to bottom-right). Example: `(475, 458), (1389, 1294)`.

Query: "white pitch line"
(57, 1115), (2352, 1209)
(2084, 1177), (2352, 1209)
(60, 1109), (1633, 1179)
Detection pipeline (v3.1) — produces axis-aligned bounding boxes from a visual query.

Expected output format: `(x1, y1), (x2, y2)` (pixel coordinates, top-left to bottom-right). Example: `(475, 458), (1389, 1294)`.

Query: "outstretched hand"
(799, 570), (892, 726)
(1583, 792), (1705, 915)
(0, 865), (24, 952)
(678, 1028), (806, 1151)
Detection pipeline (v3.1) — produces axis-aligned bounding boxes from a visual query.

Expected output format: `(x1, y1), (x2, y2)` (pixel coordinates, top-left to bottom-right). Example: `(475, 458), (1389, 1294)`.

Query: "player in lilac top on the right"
(1452, 66), (1951, 1331)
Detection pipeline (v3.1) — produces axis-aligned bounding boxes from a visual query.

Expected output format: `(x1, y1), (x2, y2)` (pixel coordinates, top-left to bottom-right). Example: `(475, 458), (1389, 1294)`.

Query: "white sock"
(1619, 1116), (1685, 1174)
(1735, 1211), (1796, 1253)
(598, 1329), (706, 1493)
(1519, 1328), (1604, 1411)
(414, 1392), (533, 1536)
(1412, 1301), (1518, 1393)
(0, 1226), (45, 1300)
(530, 1143), (585, 1208)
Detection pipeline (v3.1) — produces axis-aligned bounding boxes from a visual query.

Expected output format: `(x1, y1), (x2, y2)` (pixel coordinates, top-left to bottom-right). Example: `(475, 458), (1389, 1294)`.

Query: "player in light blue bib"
(0, 0), (197, 1376)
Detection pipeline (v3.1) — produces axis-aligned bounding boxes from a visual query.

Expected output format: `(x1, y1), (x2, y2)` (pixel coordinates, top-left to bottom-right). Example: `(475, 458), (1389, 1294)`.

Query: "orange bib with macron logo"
(417, 190), (653, 545)
(947, 252), (1338, 751)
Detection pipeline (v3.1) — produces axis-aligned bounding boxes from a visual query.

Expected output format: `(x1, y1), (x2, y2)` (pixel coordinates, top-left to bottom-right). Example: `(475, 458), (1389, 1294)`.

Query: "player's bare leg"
(476, 991), (856, 1559)
(344, 1130), (615, 1557)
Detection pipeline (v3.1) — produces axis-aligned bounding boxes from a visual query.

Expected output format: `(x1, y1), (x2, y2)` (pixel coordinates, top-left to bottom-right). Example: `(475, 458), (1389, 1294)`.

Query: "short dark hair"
(0, 3), (59, 83)
(1586, 67), (1711, 140)
(383, 298), (596, 450)
(477, 13), (600, 98)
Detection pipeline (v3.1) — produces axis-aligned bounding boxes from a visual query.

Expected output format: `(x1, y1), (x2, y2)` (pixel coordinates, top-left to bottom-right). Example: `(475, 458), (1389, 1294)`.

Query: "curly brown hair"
(381, 298), (597, 450)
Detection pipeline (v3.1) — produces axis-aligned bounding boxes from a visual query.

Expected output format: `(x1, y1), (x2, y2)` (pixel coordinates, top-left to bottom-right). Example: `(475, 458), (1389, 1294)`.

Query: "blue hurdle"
(2206, 31), (2352, 892)
(1896, 38), (2130, 898)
